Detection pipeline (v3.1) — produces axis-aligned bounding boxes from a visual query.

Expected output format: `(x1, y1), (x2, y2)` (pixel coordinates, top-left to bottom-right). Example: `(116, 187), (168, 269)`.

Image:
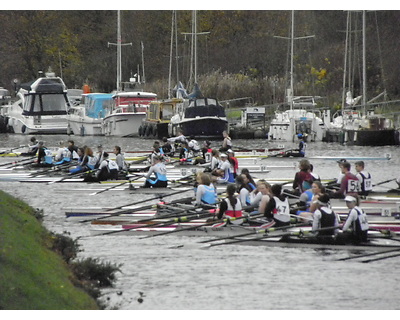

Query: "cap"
(297, 133), (303, 138)
(97, 144), (103, 148)
(344, 195), (357, 202)
(220, 153), (228, 158)
(313, 194), (330, 206)
(337, 158), (347, 164)
(227, 149), (233, 153)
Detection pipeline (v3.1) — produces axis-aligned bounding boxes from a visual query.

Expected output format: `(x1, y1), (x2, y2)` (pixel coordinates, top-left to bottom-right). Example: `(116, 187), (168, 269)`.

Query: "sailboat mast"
(342, 11), (350, 112)
(290, 10), (294, 110)
(362, 10), (367, 115)
(194, 10), (198, 84)
(117, 10), (122, 92)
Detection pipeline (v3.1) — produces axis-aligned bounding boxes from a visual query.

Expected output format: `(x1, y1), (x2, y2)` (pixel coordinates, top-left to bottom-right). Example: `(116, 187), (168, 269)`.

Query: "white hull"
(102, 112), (145, 137)
(67, 115), (103, 136)
(6, 112), (68, 134)
(269, 109), (325, 142)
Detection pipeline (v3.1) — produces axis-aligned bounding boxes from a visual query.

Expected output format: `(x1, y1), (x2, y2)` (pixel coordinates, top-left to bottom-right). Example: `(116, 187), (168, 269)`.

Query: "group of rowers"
(192, 156), (369, 245)
(25, 137), (128, 182)
(144, 132), (370, 244)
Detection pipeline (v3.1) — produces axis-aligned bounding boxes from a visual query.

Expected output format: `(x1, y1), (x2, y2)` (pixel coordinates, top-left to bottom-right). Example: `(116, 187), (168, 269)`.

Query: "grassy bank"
(0, 190), (99, 310)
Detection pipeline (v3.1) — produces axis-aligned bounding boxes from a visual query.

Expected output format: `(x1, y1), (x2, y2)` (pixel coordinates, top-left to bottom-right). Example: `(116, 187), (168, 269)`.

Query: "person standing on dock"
(355, 161), (372, 197)
(342, 195), (369, 244)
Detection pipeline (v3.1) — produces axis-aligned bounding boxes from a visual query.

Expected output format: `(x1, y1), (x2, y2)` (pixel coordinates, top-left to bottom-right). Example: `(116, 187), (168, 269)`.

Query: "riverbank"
(0, 190), (99, 310)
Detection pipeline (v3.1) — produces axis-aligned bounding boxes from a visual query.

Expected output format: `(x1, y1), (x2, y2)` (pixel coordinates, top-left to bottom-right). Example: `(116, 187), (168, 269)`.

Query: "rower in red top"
(292, 159), (314, 196)
(330, 161), (360, 199)
(217, 183), (243, 222)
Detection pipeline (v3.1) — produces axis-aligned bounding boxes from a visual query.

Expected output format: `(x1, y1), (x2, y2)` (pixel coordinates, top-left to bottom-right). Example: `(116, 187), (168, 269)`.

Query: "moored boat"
(102, 91), (157, 137)
(1, 70), (71, 134)
(67, 93), (113, 136)
(168, 83), (228, 137)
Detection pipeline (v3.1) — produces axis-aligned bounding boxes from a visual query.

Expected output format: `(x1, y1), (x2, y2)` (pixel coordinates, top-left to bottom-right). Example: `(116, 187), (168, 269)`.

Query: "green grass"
(0, 190), (99, 310)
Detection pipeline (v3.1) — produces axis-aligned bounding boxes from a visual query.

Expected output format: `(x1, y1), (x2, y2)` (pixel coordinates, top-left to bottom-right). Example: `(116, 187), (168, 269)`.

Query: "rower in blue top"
(144, 155), (168, 188)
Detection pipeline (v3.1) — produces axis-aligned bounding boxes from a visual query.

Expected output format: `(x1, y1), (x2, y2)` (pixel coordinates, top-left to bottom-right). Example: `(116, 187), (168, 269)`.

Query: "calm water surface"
(1, 133), (400, 310)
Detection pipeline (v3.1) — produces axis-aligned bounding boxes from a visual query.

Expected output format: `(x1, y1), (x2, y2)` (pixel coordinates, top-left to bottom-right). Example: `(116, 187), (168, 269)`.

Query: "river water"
(1, 133), (400, 311)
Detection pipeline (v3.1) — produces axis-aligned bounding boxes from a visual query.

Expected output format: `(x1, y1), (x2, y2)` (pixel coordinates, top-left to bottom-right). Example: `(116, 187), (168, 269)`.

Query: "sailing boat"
(102, 10), (157, 137)
(268, 11), (326, 142)
(325, 11), (396, 146)
(167, 10), (228, 138)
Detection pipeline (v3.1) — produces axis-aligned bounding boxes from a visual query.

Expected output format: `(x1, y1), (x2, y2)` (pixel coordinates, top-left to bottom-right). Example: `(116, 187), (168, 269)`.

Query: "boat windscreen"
(22, 93), (68, 115)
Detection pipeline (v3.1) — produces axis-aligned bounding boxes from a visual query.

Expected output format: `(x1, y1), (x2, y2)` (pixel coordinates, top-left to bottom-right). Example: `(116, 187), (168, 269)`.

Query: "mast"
(290, 10), (294, 110)
(274, 11), (314, 110)
(342, 11), (350, 113)
(182, 10), (210, 90)
(108, 10), (132, 92)
(362, 10), (367, 115)
(117, 10), (122, 92)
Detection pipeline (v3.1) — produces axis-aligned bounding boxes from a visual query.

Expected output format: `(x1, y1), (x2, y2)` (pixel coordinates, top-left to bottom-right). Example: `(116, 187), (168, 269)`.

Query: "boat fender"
(138, 125), (143, 136)
(152, 125), (157, 137)
(21, 125), (26, 134)
(145, 125), (152, 136)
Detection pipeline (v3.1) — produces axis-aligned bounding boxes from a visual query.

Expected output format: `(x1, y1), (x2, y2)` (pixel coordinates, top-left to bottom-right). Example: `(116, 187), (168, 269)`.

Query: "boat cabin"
(19, 76), (70, 116)
(112, 91), (157, 113)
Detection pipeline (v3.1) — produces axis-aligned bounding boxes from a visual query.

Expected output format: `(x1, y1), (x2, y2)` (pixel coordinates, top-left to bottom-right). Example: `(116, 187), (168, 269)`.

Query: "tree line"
(0, 10), (399, 108)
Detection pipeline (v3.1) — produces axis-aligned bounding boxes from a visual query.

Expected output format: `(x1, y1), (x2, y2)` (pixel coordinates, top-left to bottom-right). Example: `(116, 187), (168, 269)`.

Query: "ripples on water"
(1, 133), (400, 310)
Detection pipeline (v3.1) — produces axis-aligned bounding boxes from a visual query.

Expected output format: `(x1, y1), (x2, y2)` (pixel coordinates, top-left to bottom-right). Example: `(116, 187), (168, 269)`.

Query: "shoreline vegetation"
(0, 189), (120, 310)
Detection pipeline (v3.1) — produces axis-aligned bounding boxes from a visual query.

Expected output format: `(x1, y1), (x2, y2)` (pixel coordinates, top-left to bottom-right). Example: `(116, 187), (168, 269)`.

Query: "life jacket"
(86, 156), (98, 170)
(200, 185), (218, 205)
(272, 196), (290, 223)
(223, 198), (243, 218)
(43, 149), (53, 164)
(358, 171), (372, 193)
(297, 189), (313, 214)
(318, 208), (337, 236)
(353, 207), (369, 232)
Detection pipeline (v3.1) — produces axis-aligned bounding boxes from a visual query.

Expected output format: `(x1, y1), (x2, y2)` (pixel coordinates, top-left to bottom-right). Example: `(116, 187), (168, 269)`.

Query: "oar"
(78, 192), (195, 223)
(337, 247), (400, 261)
(0, 145), (27, 155)
(47, 168), (98, 184)
(204, 225), (340, 248)
(199, 221), (310, 246)
(89, 174), (145, 196)
(361, 251), (400, 263)
(138, 210), (227, 239)
(92, 207), (215, 237)
(372, 178), (396, 187)
(29, 161), (76, 177)
(0, 156), (37, 168)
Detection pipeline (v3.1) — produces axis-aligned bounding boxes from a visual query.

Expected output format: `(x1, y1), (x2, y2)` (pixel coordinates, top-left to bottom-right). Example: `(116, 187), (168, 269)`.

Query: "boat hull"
(346, 129), (397, 146)
(102, 113), (145, 137)
(6, 114), (68, 134)
(68, 116), (103, 136)
(178, 117), (228, 137)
